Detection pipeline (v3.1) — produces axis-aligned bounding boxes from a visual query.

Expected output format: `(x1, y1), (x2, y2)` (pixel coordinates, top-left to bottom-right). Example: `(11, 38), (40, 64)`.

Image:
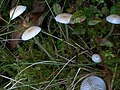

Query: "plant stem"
(100, 53), (112, 90)
(111, 63), (118, 89)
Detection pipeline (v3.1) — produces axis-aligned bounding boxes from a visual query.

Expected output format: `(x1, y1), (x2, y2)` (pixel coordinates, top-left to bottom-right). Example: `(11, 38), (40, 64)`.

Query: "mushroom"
(80, 76), (106, 90)
(10, 5), (26, 20)
(21, 26), (41, 41)
(106, 14), (120, 24)
(55, 13), (72, 24)
(91, 54), (102, 63)
(105, 14), (120, 38)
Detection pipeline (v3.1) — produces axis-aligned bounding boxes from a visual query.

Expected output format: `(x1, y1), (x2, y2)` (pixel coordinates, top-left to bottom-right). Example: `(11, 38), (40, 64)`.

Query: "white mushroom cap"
(21, 26), (41, 41)
(91, 54), (102, 63)
(10, 5), (26, 20)
(80, 76), (106, 90)
(55, 13), (72, 24)
(106, 14), (120, 24)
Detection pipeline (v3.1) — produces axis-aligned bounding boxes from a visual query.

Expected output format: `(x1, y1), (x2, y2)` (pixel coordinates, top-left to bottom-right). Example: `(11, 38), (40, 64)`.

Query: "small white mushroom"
(10, 5), (26, 20)
(106, 14), (120, 24)
(80, 76), (106, 90)
(21, 26), (41, 41)
(91, 54), (102, 63)
(55, 13), (72, 24)
(105, 14), (120, 38)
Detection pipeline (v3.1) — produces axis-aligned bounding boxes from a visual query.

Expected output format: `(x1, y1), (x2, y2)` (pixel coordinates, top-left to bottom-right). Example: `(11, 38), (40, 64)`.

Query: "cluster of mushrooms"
(9, 5), (120, 90)
(10, 5), (41, 41)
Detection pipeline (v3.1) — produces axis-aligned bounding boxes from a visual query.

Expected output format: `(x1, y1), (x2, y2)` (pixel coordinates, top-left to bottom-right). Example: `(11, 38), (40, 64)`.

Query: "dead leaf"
(10, 20), (26, 49)
(97, 38), (107, 44)
(32, 1), (46, 13)
(28, 1), (46, 26)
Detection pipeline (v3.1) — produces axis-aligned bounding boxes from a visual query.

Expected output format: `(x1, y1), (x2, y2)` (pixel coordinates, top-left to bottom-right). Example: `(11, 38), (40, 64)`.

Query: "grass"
(0, 0), (120, 90)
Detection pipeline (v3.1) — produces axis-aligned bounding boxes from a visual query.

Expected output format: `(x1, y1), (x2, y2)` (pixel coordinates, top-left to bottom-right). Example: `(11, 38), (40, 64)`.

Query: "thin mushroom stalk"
(105, 24), (114, 39)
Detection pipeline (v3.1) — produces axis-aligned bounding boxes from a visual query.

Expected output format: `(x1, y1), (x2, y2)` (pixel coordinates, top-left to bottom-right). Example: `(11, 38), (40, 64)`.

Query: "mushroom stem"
(19, 16), (25, 21)
(65, 24), (69, 41)
(105, 24), (114, 39)
(34, 38), (53, 60)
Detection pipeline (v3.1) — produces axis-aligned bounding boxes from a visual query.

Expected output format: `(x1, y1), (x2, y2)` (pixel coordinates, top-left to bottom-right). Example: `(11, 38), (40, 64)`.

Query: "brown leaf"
(97, 38), (107, 44)
(10, 20), (28, 49)
(10, 31), (23, 49)
(32, 1), (46, 13)
(28, 1), (46, 26)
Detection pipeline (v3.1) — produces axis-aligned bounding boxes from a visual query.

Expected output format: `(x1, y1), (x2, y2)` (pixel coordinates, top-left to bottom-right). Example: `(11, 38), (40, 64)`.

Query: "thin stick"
(41, 31), (78, 49)
(44, 0), (55, 17)
(111, 63), (118, 89)
(0, 39), (21, 41)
